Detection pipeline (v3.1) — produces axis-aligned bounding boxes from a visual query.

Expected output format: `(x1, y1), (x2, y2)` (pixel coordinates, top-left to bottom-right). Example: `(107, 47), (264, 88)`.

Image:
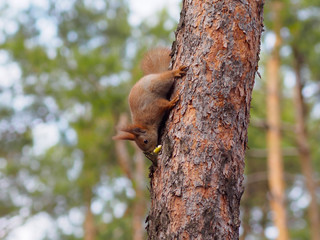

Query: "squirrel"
(113, 48), (187, 153)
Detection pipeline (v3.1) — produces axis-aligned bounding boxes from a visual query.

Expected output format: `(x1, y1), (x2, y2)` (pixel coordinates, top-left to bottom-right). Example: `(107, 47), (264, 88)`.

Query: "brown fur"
(140, 48), (171, 75)
(113, 48), (187, 152)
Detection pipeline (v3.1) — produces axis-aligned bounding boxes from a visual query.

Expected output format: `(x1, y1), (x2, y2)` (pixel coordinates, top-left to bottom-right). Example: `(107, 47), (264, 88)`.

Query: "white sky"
(129, 0), (181, 25)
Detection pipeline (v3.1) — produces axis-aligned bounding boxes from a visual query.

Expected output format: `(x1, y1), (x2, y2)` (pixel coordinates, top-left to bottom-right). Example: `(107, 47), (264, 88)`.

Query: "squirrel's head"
(113, 125), (158, 153)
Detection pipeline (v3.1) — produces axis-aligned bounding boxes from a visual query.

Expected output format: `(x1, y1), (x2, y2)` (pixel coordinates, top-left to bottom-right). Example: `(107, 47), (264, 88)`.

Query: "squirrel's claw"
(168, 95), (180, 109)
(179, 65), (188, 71)
(174, 65), (188, 77)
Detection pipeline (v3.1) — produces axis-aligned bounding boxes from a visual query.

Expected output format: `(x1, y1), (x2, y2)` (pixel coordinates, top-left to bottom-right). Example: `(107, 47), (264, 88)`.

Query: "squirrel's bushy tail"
(141, 48), (171, 75)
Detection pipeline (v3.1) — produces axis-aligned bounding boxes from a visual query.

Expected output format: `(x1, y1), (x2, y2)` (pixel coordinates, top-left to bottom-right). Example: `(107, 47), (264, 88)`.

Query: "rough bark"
(293, 52), (320, 240)
(266, 2), (289, 239)
(146, 0), (264, 239)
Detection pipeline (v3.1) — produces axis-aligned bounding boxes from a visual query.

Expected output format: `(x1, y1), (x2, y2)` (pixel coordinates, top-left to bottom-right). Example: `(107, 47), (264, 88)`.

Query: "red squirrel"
(113, 48), (186, 152)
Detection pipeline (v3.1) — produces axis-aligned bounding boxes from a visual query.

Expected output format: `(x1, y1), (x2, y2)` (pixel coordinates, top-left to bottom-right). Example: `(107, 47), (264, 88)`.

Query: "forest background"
(0, 0), (319, 239)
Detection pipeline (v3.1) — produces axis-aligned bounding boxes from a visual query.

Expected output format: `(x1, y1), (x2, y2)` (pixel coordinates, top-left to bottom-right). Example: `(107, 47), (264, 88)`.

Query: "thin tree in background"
(115, 114), (146, 240)
(84, 189), (97, 240)
(146, 0), (264, 238)
(266, 1), (289, 239)
(292, 49), (320, 240)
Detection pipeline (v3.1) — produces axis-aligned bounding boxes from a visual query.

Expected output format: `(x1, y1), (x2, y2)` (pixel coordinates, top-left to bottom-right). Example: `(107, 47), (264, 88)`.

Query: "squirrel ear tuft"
(112, 132), (135, 141)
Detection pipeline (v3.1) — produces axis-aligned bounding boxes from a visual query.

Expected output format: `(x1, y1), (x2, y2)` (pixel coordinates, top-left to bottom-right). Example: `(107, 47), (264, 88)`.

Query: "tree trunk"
(133, 148), (146, 240)
(84, 190), (97, 240)
(146, 0), (264, 239)
(266, 2), (289, 239)
(115, 114), (133, 180)
(239, 195), (251, 240)
(115, 114), (146, 240)
(293, 51), (320, 240)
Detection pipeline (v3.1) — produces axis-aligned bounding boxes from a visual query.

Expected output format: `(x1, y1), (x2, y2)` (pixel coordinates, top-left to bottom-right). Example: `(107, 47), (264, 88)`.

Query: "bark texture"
(266, 2), (289, 239)
(293, 52), (320, 240)
(146, 0), (264, 239)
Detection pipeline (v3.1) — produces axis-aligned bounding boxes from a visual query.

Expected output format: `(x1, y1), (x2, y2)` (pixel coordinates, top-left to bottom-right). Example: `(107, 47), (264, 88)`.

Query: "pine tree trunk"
(266, 2), (289, 239)
(133, 148), (146, 240)
(146, 0), (264, 239)
(84, 190), (97, 240)
(239, 196), (250, 240)
(115, 114), (146, 240)
(293, 52), (320, 240)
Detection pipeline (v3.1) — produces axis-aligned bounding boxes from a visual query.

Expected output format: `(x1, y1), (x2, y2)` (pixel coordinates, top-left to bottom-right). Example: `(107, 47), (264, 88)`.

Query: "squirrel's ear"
(122, 125), (146, 136)
(112, 132), (135, 141)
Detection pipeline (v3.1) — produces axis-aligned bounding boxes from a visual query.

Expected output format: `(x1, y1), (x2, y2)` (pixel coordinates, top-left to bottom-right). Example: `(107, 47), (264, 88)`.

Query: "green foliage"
(243, 0), (320, 239)
(0, 0), (178, 239)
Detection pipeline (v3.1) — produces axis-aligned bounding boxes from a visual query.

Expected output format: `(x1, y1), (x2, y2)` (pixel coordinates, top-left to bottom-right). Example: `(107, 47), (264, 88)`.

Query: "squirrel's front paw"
(169, 95), (180, 108)
(174, 65), (187, 77)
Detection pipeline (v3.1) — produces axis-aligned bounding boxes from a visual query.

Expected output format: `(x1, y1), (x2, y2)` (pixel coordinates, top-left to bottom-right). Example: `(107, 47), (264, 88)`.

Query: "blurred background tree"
(244, 0), (320, 239)
(0, 0), (319, 239)
(0, 0), (176, 239)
